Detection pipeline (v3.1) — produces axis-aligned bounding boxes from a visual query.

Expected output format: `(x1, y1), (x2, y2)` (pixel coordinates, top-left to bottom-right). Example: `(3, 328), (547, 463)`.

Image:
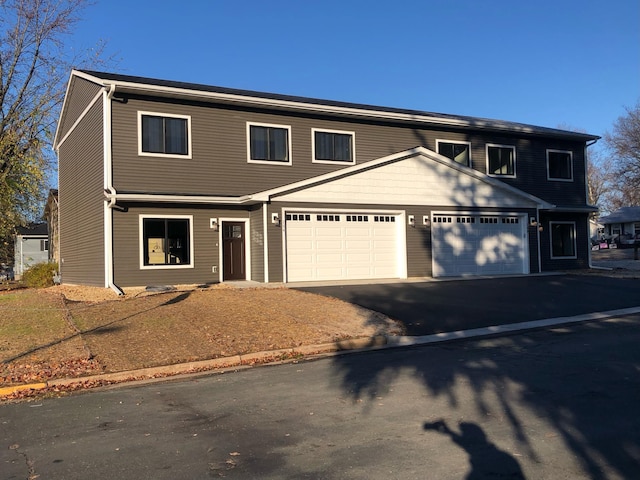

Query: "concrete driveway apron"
(295, 275), (640, 336)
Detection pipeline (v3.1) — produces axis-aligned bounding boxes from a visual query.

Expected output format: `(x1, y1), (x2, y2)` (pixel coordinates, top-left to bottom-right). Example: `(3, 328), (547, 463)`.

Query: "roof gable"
(257, 147), (552, 210)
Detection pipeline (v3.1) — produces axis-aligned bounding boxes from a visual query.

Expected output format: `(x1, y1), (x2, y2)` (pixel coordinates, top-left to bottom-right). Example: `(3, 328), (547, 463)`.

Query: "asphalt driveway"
(295, 274), (640, 336)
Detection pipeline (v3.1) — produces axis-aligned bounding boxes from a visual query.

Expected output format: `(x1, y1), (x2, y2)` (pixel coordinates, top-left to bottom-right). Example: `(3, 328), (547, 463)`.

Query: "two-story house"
(54, 70), (598, 291)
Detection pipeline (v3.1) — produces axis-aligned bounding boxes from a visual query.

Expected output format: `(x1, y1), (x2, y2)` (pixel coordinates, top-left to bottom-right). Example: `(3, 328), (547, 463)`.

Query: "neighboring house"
(599, 207), (640, 245)
(14, 223), (49, 278)
(53, 70), (599, 289)
(44, 189), (60, 265)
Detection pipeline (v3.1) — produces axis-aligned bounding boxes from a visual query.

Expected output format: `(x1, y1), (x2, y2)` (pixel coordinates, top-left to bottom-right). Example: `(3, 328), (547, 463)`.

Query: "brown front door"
(222, 222), (245, 280)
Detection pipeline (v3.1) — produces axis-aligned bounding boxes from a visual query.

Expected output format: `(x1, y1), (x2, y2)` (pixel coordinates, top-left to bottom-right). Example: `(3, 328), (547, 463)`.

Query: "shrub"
(22, 262), (58, 288)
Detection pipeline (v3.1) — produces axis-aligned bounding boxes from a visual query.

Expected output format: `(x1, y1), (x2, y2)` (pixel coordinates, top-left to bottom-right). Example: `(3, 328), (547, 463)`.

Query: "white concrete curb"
(384, 306), (640, 348)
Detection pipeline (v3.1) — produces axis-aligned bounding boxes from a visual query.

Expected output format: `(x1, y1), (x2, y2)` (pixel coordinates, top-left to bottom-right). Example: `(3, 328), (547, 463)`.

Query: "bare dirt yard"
(0, 284), (402, 391)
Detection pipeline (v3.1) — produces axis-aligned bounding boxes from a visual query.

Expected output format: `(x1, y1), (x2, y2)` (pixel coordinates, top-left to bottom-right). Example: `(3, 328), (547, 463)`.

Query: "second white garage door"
(431, 213), (528, 277)
(285, 212), (402, 282)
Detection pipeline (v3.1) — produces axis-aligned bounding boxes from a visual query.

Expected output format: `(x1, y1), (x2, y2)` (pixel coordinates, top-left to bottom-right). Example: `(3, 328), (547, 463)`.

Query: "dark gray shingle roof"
(599, 207), (640, 224)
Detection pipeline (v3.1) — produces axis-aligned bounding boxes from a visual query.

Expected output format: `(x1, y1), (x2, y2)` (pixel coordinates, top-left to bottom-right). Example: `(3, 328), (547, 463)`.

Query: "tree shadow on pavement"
(330, 303), (640, 479)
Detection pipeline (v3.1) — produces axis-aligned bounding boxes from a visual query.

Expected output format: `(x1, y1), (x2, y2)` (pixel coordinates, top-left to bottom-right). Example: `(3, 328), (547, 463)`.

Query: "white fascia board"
(96, 77), (580, 138)
(110, 80), (475, 129)
(108, 193), (254, 205)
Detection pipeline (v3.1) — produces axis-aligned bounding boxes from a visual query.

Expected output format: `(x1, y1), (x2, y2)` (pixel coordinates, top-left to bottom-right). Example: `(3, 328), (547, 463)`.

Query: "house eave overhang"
(541, 205), (599, 213)
(73, 70), (600, 142)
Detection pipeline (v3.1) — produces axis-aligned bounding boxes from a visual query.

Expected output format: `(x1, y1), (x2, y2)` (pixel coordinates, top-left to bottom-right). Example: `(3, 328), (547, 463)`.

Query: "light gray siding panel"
(58, 102), (105, 286)
(112, 205), (251, 287)
(58, 77), (102, 142)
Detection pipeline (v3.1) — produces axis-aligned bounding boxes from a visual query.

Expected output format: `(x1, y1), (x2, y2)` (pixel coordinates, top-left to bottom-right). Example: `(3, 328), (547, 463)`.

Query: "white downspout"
(103, 84), (123, 295)
(263, 204), (269, 283)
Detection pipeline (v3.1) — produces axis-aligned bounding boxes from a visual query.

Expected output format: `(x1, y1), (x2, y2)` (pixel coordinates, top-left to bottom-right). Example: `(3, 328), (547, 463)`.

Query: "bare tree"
(604, 101), (640, 209)
(0, 0), (105, 264)
(587, 149), (613, 213)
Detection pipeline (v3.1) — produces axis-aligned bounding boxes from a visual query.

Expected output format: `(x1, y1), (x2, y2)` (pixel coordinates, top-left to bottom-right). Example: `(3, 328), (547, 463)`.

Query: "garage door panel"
(432, 214), (526, 277)
(286, 212), (400, 282)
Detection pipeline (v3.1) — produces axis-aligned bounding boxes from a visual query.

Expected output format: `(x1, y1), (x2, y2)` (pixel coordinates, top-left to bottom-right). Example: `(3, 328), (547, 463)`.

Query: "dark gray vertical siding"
(58, 102), (105, 286)
(112, 205), (251, 287)
(249, 205), (265, 282)
(58, 77), (103, 142)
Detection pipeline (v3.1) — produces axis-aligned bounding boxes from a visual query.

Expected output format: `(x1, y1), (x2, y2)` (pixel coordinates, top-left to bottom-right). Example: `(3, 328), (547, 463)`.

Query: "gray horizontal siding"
(58, 77), (102, 143)
(112, 205), (252, 287)
(250, 206), (265, 283)
(58, 101), (105, 286)
(109, 95), (588, 208)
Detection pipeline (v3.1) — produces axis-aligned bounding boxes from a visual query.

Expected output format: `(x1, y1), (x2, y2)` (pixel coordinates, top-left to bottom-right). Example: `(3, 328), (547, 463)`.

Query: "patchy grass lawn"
(1, 286), (401, 387)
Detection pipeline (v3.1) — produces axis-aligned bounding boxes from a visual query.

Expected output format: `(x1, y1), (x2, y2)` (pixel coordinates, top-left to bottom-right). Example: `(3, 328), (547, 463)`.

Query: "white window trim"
(139, 214), (195, 270)
(546, 149), (574, 182)
(549, 221), (577, 259)
(435, 139), (472, 167)
(137, 111), (192, 159)
(312, 128), (356, 165)
(246, 122), (293, 166)
(486, 143), (516, 178)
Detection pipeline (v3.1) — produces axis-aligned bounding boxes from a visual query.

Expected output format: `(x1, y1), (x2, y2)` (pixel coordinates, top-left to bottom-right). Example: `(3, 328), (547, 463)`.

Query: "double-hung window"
(436, 140), (471, 167)
(313, 129), (355, 164)
(550, 221), (577, 259)
(547, 149), (573, 181)
(139, 112), (191, 158)
(486, 144), (516, 177)
(140, 215), (193, 268)
(247, 122), (292, 164)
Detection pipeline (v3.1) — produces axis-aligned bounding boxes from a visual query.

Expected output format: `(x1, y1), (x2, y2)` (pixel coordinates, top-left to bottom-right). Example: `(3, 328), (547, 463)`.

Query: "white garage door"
(285, 212), (400, 282)
(431, 214), (527, 277)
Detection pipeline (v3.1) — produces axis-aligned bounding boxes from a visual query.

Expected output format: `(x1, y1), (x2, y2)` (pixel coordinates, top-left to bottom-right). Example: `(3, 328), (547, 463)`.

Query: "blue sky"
(69, 0), (639, 140)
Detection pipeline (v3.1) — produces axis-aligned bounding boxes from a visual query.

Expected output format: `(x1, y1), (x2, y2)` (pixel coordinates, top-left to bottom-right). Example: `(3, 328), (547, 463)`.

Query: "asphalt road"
(296, 274), (640, 335)
(2, 314), (640, 479)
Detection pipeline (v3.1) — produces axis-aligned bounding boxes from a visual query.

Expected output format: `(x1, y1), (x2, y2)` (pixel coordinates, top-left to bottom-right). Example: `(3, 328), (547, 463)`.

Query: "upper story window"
(312, 128), (355, 164)
(547, 149), (573, 181)
(138, 112), (191, 158)
(486, 144), (516, 177)
(247, 122), (292, 165)
(436, 140), (471, 167)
